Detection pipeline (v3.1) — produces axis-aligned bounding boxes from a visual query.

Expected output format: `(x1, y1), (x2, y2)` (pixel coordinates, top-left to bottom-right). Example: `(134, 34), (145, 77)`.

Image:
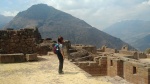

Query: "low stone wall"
(100, 45), (118, 53)
(82, 46), (97, 54)
(72, 44), (96, 54)
(74, 56), (107, 76)
(26, 53), (38, 61)
(0, 53), (38, 63)
(37, 45), (51, 55)
(0, 53), (25, 63)
(138, 53), (147, 59)
(105, 48), (118, 53)
(119, 50), (137, 56)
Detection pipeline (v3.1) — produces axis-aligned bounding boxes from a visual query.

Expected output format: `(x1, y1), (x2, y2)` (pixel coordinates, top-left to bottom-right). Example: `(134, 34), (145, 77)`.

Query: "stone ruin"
(0, 27), (52, 63)
(64, 43), (150, 84)
(37, 38), (55, 55)
(0, 27), (41, 54)
(1, 27), (150, 84)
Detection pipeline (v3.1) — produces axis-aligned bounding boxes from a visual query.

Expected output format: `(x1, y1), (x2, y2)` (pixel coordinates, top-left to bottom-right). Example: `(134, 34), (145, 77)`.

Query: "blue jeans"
(56, 50), (64, 73)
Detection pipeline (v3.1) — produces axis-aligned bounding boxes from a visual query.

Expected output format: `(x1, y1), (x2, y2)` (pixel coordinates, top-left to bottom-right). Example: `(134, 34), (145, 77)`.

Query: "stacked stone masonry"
(74, 56), (107, 76)
(0, 27), (41, 63)
(69, 45), (150, 84)
(0, 53), (38, 63)
(0, 27), (41, 54)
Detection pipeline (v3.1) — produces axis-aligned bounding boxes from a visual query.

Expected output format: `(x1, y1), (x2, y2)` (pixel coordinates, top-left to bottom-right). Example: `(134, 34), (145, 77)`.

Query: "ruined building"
(67, 44), (150, 84)
(1, 27), (150, 84)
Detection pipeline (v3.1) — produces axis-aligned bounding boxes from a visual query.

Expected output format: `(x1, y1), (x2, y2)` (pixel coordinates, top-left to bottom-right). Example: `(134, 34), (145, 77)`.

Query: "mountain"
(4, 4), (135, 50)
(132, 34), (150, 51)
(103, 20), (150, 51)
(0, 14), (13, 29)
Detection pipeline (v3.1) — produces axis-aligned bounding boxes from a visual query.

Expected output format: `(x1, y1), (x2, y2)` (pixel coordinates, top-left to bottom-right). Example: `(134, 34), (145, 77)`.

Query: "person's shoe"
(59, 71), (64, 74)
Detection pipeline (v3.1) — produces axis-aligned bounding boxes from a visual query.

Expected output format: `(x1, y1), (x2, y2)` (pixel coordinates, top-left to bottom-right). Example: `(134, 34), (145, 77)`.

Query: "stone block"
(26, 53), (38, 61)
(0, 53), (25, 63)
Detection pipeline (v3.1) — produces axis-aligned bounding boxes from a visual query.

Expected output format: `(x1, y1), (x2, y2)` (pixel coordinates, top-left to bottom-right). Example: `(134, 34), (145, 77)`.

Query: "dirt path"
(0, 53), (111, 84)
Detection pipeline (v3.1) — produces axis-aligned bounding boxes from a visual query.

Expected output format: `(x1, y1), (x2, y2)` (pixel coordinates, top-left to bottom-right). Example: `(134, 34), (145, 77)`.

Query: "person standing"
(56, 36), (65, 74)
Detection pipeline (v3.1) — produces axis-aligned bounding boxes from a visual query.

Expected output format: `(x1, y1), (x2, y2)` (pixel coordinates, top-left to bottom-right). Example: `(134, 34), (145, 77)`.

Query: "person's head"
(58, 36), (64, 44)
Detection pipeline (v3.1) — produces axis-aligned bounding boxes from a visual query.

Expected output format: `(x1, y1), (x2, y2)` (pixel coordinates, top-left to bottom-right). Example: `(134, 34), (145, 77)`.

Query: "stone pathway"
(0, 53), (132, 84)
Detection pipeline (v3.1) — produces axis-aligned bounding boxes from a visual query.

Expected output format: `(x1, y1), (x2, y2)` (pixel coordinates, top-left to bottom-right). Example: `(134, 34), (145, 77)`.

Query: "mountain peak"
(4, 4), (135, 50)
(28, 4), (55, 11)
(17, 4), (58, 20)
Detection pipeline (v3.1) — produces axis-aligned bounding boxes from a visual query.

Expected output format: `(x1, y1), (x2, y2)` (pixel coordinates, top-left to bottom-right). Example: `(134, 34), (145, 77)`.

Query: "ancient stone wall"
(0, 53), (38, 63)
(74, 56), (107, 76)
(106, 53), (150, 84)
(68, 42), (150, 84)
(124, 60), (150, 84)
(100, 45), (118, 53)
(0, 27), (41, 54)
(37, 39), (54, 55)
(119, 50), (137, 56)
(0, 53), (25, 63)
(63, 40), (71, 59)
(72, 44), (97, 54)
(107, 56), (124, 78)
(138, 53), (147, 59)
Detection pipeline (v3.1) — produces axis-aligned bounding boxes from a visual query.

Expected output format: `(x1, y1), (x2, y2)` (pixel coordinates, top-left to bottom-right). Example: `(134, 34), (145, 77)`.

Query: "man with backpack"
(54, 36), (65, 74)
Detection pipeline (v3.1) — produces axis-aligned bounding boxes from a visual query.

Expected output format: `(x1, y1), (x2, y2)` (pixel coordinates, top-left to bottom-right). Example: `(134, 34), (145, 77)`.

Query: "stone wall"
(74, 56), (107, 76)
(119, 46), (138, 56)
(107, 56), (124, 78)
(72, 44), (97, 54)
(0, 27), (41, 54)
(67, 42), (150, 84)
(63, 40), (71, 59)
(119, 50), (137, 56)
(0, 53), (38, 63)
(107, 53), (150, 84)
(0, 53), (25, 63)
(101, 45), (118, 53)
(124, 60), (150, 84)
(37, 39), (54, 55)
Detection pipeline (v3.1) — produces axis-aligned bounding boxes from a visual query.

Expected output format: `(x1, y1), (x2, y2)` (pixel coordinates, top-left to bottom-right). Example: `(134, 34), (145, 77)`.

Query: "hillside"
(103, 20), (150, 51)
(4, 4), (135, 50)
(132, 34), (150, 51)
(0, 14), (13, 29)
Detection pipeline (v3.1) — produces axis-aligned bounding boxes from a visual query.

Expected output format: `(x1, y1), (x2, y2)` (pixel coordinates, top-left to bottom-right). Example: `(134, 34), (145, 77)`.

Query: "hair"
(58, 36), (63, 43)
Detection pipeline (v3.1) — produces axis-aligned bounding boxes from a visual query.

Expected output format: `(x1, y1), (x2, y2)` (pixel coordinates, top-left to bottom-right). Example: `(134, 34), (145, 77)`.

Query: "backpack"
(53, 43), (59, 54)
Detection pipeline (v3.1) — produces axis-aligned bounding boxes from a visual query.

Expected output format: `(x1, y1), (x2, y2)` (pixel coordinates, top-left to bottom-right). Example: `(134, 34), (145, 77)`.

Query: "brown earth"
(0, 52), (111, 84)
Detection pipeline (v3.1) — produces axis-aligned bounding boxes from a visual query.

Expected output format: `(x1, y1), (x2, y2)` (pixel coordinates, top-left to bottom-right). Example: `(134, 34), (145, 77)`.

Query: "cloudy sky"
(0, 0), (150, 30)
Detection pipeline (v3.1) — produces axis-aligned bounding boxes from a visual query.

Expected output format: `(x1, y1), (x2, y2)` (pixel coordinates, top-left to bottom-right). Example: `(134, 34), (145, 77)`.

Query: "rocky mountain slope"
(0, 14), (13, 29)
(103, 20), (150, 51)
(4, 4), (135, 50)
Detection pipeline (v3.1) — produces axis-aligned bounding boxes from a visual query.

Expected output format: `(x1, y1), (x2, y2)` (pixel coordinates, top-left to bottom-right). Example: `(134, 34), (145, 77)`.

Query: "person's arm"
(59, 44), (65, 59)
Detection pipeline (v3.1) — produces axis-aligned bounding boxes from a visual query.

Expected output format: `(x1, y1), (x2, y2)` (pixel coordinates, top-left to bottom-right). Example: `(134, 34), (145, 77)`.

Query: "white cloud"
(2, 11), (19, 16)
(1, 0), (150, 29)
